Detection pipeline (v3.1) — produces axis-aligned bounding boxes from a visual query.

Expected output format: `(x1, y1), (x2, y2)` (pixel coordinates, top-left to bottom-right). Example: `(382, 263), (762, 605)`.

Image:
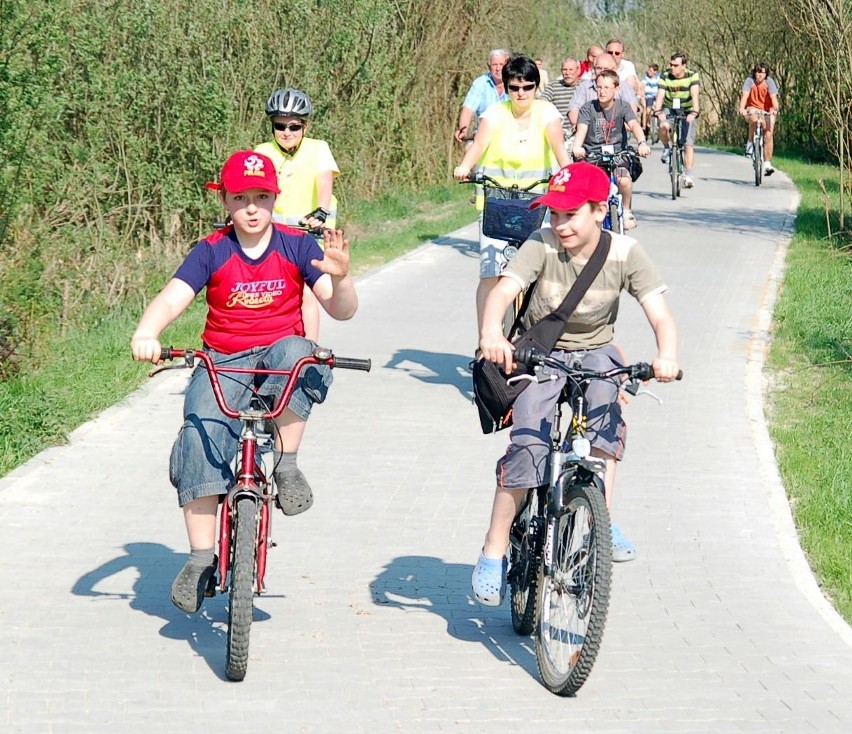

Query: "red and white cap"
(205, 150), (280, 194)
(530, 162), (609, 211)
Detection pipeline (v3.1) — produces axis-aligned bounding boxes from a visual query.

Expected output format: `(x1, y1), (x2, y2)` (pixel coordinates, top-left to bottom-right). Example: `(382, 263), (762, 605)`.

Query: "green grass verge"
(0, 183), (474, 477)
(766, 153), (852, 622)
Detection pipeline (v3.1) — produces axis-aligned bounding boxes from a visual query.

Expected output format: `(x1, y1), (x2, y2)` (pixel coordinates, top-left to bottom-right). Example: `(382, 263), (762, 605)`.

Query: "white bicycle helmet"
(265, 88), (313, 118)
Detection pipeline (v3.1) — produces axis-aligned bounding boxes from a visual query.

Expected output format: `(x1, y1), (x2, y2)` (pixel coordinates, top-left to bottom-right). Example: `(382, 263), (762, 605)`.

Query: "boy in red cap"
(131, 150), (358, 613)
(472, 162), (679, 604)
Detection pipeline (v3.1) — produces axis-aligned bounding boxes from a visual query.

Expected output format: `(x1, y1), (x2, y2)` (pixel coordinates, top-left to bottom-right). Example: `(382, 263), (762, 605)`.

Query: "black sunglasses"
(273, 122), (304, 132)
(508, 82), (536, 92)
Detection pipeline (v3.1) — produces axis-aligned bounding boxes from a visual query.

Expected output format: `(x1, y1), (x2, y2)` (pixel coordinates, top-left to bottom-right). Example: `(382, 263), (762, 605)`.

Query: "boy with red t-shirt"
(131, 150), (358, 613)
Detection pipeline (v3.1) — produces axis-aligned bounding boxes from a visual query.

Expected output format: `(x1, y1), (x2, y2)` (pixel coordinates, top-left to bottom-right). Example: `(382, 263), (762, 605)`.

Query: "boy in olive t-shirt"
(472, 162), (680, 605)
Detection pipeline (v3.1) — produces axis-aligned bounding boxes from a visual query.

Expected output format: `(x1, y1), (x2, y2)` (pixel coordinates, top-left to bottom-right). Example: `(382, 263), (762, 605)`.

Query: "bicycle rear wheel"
(535, 481), (612, 696)
(649, 115), (659, 145)
(226, 495), (258, 681)
(509, 491), (540, 636)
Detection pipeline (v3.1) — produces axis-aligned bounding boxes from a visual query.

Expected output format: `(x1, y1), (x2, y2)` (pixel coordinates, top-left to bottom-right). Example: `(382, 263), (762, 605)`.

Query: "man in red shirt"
(738, 61), (780, 175)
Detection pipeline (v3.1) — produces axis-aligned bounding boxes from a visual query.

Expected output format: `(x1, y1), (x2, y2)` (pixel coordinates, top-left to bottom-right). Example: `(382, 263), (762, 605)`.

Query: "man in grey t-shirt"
(540, 56), (581, 157)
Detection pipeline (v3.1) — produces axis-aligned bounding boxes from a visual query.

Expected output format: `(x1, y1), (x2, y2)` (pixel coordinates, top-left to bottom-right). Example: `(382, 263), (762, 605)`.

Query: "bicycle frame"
(158, 347), (369, 595)
(585, 154), (624, 235)
(666, 109), (689, 199)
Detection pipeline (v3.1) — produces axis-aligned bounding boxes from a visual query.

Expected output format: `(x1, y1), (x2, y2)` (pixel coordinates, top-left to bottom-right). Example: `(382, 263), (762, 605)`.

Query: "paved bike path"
(3, 148), (852, 733)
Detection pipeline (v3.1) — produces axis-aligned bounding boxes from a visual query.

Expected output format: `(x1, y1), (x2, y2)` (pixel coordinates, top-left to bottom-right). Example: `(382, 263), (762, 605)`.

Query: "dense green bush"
(0, 0), (538, 365)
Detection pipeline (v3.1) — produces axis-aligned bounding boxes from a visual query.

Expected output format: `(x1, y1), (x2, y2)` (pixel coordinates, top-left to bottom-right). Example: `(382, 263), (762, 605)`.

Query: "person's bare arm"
(131, 279), (197, 363)
(453, 117), (494, 179)
(640, 292), (679, 381)
(311, 229), (358, 320)
(480, 277), (523, 374)
(454, 107), (475, 143)
(546, 117), (570, 168)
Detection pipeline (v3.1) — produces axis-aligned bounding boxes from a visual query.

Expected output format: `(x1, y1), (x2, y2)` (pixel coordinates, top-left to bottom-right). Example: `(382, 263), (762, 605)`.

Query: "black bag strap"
(513, 229), (612, 355)
(506, 280), (537, 340)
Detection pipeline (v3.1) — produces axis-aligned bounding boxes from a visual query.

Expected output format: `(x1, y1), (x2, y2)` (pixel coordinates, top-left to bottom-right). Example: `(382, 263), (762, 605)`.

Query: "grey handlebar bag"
(470, 230), (612, 433)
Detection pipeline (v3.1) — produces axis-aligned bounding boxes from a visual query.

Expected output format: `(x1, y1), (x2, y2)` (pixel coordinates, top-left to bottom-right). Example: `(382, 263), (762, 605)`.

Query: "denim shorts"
(169, 336), (331, 506)
(496, 344), (626, 491)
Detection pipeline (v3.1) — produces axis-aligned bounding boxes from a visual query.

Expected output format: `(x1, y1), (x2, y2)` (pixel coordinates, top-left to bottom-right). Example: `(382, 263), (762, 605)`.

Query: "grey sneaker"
(682, 174), (695, 188)
(660, 147), (671, 164)
(745, 141), (754, 158)
(275, 468), (314, 515)
(171, 558), (217, 613)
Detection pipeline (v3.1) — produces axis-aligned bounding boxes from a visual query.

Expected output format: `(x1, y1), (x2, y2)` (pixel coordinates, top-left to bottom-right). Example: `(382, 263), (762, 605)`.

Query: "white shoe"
(623, 210), (637, 230)
(764, 162), (775, 176)
(660, 148), (671, 164)
(745, 142), (754, 158)
(682, 175), (695, 189)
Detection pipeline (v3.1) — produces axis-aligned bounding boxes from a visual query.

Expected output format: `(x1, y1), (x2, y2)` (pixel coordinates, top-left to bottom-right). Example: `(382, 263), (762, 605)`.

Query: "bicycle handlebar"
(514, 346), (683, 383)
(154, 346), (371, 419)
(458, 172), (551, 192)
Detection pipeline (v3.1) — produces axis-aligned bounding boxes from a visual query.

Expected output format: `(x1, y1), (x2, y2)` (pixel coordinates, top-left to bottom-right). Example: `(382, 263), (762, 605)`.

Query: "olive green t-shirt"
(502, 228), (667, 351)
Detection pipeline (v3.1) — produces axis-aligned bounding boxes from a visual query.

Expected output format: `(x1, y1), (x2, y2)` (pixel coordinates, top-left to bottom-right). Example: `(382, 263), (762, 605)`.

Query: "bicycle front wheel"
(607, 199), (622, 235)
(753, 136), (764, 186)
(226, 495), (259, 681)
(535, 482), (612, 696)
(509, 491), (540, 636)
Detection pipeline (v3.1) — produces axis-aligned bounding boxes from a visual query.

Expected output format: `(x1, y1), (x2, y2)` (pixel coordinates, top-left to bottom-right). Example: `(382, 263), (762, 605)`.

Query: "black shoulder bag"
(471, 230), (612, 434)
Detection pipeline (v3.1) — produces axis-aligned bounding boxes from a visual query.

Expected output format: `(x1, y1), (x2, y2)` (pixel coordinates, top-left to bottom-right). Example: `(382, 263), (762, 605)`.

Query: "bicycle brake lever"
(634, 387), (663, 404)
(149, 362), (186, 378)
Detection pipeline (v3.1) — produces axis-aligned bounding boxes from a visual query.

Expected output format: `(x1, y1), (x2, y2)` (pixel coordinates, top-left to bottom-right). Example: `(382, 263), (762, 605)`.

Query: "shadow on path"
(370, 555), (539, 681)
(384, 349), (473, 400)
(72, 541), (271, 680)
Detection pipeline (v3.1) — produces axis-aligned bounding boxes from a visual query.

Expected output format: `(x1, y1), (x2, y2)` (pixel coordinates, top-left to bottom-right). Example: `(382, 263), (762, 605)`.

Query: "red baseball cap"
(530, 162), (609, 211)
(205, 150), (280, 194)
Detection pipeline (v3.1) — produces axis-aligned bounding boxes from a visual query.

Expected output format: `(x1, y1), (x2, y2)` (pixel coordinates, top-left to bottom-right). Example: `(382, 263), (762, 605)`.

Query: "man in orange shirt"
(738, 62), (780, 175)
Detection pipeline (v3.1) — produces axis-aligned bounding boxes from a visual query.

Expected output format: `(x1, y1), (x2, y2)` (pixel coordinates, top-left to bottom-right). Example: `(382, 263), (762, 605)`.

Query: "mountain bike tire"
(649, 116), (659, 145)
(225, 495), (258, 681)
(535, 481), (612, 696)
(607, 199), (623, 235)
(509, 492), (540, 636)
(753, 134), (764, 187)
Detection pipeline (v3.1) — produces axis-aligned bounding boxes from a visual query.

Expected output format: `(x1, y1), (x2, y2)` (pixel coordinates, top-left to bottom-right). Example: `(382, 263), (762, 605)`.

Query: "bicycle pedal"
(204, 573), (219, 597)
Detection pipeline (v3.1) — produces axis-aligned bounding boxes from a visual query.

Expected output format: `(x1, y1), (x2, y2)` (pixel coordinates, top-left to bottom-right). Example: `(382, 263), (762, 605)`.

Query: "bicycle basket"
(482, 189), (545, 242)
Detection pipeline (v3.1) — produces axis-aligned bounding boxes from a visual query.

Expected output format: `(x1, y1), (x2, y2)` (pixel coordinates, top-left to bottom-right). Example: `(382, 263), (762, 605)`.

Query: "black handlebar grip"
(333, 357), (372, 372)
(513, 347), (544, 367)
(160, 347), (173, 361)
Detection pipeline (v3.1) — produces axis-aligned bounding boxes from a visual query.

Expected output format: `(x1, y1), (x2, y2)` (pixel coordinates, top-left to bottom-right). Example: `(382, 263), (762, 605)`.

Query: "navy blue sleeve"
(173, 239), (215, 294)
(276, 228), (326, 288)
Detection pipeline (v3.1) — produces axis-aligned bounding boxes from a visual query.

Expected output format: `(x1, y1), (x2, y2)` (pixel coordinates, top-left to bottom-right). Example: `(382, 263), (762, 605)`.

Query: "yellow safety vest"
(255, 138), (338, 227)
(476, 100), (558, 209)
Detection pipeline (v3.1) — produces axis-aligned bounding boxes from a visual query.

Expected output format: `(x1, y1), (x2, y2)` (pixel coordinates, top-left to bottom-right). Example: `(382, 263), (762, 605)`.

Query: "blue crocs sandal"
(611, 523), (636, 563)
(472, 553), (508, 606)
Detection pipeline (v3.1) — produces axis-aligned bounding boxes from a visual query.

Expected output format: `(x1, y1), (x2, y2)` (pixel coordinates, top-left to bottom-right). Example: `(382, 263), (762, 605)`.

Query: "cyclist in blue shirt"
(454, 49), (511, 146)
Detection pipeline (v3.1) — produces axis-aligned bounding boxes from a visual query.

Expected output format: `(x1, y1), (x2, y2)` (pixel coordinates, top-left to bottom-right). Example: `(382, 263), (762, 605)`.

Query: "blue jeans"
(169, 336), (331, 506)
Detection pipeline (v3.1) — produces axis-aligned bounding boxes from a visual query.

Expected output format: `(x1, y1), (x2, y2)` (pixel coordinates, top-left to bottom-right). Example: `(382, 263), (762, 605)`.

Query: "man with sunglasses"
(256, 88), (340, 340)
(605, 38), (640, 96)
(654, 52), (701, 188)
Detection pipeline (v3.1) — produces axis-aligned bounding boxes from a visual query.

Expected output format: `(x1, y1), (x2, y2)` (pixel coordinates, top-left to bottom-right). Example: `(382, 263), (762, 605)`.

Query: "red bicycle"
(153, 345), (370, 680)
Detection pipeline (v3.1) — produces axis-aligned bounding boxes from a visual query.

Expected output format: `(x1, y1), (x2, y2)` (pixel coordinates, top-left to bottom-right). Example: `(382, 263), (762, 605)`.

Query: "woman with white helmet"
(256, 88), (340, 340)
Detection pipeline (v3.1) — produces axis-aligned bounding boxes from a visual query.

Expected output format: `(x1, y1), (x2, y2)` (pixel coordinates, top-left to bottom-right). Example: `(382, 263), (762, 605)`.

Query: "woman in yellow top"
(454, 55), (569, 330)
(256, 88), (340, 340)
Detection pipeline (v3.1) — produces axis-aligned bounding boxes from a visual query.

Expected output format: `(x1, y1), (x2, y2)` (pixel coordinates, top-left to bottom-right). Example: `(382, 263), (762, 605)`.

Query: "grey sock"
(273, 450), (298, 475)
(189, 548), (214, 567)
